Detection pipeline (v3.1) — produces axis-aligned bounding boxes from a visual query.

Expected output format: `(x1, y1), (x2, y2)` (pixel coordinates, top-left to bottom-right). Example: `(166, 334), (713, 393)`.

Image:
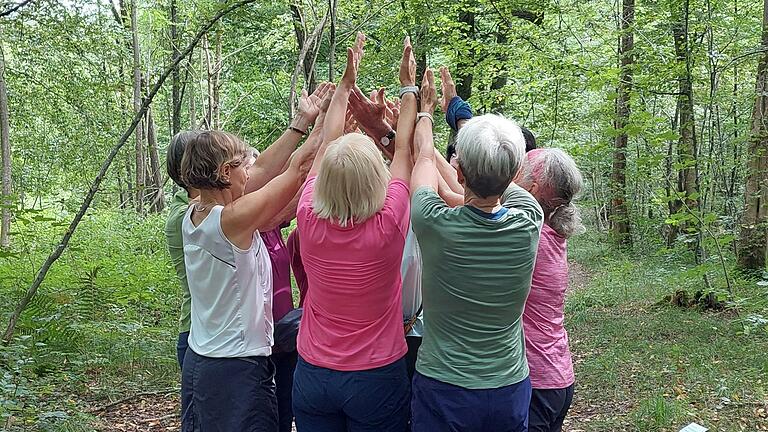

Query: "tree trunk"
(170, 0), (181, 135)
(456, 7), (475, 101)
(146, 108), (165, 213)
(213, 28), (222, 129)
(738, 0), (768, 272)
(0, 43), (11, 248)
(611, 0), (633, 247)
(131, 0), (145, 214)
(290, 3), (318, 93)
(328, 0), (337, 82)
(668, 2), (699, 244)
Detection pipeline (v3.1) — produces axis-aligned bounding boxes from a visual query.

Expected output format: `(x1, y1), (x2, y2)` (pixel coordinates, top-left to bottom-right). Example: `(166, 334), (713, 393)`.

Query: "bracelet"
(416, 112), (434, 124)
(289, 125), (307, 136)
(399, 86), (419, 98)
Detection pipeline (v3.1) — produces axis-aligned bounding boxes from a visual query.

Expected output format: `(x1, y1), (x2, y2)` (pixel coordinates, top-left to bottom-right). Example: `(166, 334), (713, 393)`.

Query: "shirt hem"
(299, 347), (407, 371)
(415, 368), (530, 390)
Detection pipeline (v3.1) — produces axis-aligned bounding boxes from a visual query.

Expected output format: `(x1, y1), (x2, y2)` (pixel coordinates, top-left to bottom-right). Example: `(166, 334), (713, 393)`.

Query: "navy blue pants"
(181, 349), (278, 432)
(411, 372), (531, 432)
(177, 332), (189, 369)
(293, 356), (410, 432)
(272, 351), (298, 432)
(528, 385), (574, 432)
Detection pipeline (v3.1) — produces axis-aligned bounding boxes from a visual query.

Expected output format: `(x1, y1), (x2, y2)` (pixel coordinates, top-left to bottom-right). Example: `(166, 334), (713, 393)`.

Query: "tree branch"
(2, 0), (259, 344)
(0, 0), (33, 18)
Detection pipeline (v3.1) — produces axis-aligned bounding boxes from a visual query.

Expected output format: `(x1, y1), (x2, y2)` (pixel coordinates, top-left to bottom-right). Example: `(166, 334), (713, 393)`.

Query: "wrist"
(290, 114), (310, 133)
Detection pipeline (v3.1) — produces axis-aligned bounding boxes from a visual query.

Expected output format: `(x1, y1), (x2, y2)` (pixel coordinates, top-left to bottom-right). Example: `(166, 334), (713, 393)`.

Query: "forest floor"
(2, 217), (767, 431)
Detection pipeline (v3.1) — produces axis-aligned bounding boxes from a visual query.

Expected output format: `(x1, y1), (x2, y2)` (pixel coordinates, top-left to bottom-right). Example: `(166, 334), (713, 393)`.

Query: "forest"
(0, 0), (767, 430)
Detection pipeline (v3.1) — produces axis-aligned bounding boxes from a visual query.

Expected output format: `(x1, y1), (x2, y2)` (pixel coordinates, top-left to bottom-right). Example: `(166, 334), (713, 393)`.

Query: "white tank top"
(182, 205), (273, 357)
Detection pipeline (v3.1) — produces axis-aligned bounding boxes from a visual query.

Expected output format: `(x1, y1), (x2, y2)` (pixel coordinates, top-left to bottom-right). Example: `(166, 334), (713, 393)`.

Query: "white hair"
(313, 133), (391, 227)
(455, 115), (526, 198)
(518, 148), (585, 238)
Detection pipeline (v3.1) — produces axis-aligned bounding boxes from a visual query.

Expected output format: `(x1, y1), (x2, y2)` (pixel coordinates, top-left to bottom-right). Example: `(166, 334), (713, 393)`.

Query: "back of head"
(519, 148), (585, 238)
(521, 127), (537, 153)
(181, 131), (248, 190)
(167, 130), (202, 190)
(455, 115), (526, 198)
(313, 133), (391, 227)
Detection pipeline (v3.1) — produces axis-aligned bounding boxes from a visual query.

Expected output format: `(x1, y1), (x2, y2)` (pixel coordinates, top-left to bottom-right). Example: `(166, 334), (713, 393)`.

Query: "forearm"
(434, 148), (463, 193)
(245, 116), (308, 193)
(437, 174), (464, 207)
(260, 189), (300, 232)
(310, 85), (351, 175)
(410, 118), (439, 193)
(390, 92), (417, 180)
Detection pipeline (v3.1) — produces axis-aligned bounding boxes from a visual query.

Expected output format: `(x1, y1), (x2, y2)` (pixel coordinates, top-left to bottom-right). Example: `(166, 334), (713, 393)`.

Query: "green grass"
(565, 231), (768, 431)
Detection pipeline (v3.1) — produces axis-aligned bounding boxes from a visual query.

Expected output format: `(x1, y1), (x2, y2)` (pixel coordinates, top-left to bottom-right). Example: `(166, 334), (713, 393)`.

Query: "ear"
(453, 161), (466, 186)
(219, 163), (231, 183)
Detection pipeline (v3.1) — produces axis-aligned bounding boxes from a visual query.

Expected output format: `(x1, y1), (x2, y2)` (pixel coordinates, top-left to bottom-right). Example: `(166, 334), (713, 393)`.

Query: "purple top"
(260, 227), (294, 322)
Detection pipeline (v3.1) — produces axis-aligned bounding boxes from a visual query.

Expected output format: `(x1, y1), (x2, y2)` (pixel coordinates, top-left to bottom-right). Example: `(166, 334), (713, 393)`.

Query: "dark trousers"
(177, 332), (189, 369)
(181, 349), (278, 432)
(411, 372), (531, 432)
(528, 385), (574, 432)
(293, 356), (410, 432)
(404, 336), (422, 381)
(272, 351), (298, 432)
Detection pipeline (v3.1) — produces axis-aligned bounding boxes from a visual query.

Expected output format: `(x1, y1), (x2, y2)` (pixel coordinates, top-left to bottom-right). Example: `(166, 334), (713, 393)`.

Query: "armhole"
(213, 205), (258, 255)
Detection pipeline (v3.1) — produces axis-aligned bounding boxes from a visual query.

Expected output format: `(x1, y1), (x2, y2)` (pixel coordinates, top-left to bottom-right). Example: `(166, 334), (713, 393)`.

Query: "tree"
(130, 0), (145, 214)
(0, 42), (11, 248)
(611, 0), (633, 247)
(738, 0), (768, 272)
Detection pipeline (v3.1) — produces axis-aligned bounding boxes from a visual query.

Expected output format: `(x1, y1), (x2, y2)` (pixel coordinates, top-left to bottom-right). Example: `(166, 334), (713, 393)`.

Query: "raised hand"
(400, 36), (416, 87)
(348, 86), (387, 134)
(439, 66), (457, 113)
(420, 68), (437, 114)
(341, 33), (365, 88)
(315, 85), (335, 130)
(297, 82), (333, 125)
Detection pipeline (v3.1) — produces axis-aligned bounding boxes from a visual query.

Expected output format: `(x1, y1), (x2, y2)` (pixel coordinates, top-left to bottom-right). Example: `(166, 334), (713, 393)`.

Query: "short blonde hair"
(181, 131), (248, 190)
(313, 133), (391, 226)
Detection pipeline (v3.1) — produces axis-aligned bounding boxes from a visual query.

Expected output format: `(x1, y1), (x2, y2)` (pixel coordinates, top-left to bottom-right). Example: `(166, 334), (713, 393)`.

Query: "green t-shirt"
(411, 184), (543, 389)
(164, 190), (192, 334)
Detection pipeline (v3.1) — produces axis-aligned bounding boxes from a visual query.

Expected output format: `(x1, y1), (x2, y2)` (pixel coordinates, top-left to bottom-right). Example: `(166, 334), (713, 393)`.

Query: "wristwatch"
(380, 130), (396, 147)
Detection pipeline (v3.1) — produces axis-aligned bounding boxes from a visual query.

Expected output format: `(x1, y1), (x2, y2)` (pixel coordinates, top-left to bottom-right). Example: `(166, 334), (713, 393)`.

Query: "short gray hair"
(518, 148), (585, 238)
(455, 115), (526, 198)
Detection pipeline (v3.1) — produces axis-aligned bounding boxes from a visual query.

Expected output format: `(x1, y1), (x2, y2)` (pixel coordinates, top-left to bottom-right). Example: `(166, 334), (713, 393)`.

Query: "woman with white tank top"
(178, 114), (327, 431)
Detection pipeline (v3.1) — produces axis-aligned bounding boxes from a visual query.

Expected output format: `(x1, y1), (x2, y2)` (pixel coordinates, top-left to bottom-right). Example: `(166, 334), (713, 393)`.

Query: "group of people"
(164, 34), (584, 432)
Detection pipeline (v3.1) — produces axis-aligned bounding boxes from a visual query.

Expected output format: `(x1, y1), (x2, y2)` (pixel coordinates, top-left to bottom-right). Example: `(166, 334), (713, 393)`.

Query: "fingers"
(301, 89), (309, 99)
(376, 88), (386, 107)
(426, 68), (435, 88)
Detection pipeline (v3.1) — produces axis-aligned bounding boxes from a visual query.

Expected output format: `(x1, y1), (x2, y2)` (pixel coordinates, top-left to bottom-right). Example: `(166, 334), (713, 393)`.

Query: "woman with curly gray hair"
(515, 148), (584, 432)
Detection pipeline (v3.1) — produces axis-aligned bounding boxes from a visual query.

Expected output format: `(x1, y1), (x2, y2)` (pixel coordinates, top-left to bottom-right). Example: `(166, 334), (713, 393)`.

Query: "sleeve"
(502, 183), (544, 229)
(381, 179), (411, 236)
(296, 175), (316, 222)
(410, 186), (451, 237)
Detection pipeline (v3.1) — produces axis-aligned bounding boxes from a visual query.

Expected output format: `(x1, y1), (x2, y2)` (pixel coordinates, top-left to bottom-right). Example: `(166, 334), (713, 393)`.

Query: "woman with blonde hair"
(179, 82), (329, 432)
(291, 34), (417, 432)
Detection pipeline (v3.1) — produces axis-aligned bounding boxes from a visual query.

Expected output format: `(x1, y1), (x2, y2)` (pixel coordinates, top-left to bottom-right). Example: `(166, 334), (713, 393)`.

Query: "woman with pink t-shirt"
(292, 35), (418, 432)
(516, 148), (585, 432)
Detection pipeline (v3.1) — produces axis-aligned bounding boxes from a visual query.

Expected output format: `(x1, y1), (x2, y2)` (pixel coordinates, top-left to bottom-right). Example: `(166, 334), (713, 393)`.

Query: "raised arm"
(245, 82), (332, 193)
(410, 68), (439, 194)
(309, 33), (365, 177)
(390, 37), (417, 182)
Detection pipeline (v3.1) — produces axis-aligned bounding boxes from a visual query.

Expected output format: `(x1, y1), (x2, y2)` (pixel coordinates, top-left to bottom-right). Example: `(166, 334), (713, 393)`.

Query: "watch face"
(381, 136), (391, 146)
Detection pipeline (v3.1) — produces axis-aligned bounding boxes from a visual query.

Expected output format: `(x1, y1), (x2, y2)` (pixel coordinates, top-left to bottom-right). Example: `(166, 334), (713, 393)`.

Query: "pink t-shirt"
(296, 175), (410, 371)
(523, 223), (575, 389)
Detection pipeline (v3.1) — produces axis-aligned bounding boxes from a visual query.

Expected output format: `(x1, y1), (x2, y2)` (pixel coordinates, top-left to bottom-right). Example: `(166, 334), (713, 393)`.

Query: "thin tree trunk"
(290, 3), (318, 93)
(0, 43), (11, 248)
(456, 7), (475, 101)
(2, 0), (259, 344)
(131, 0), (145, 215)
(738, 0), (768, 271)
(213, 27), (222, 129)
(171, 0), (181, 135)
(328, 0), (337, 82)
(611, 0), (633, 247)
(146, 108), (165, 213)
(669, 2), (699, 244)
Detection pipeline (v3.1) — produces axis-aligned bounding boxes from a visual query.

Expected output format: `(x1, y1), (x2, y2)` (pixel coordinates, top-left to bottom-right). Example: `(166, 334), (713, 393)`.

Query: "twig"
(137, 413), (178, 423)
(288, 10), (328, 118)
(2, 0), (259, 344)
(88, 389), (179, 413)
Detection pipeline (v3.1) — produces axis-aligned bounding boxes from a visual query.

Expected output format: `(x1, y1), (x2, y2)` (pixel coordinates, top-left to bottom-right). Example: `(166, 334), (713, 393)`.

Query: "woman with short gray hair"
(516, 148), (584, 432)
(409, 66), (543, 432)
